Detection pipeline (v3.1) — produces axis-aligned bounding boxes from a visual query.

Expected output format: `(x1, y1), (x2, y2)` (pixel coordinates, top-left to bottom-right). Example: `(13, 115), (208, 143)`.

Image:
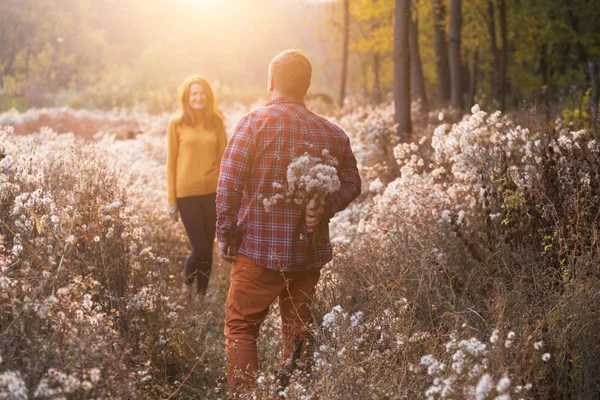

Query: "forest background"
(1, 0), (599, 121)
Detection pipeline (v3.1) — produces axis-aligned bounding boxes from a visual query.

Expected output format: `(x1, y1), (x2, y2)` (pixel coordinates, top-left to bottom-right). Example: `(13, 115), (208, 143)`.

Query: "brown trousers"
(224, 254), (321, 397)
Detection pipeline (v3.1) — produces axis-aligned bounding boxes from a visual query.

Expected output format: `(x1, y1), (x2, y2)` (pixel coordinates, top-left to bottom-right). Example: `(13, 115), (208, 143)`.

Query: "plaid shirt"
(216, 97), (361, 271)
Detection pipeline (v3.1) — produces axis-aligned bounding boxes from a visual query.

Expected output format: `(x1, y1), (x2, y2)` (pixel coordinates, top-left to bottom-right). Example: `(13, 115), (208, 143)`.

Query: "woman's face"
(188, 83), (207, 110)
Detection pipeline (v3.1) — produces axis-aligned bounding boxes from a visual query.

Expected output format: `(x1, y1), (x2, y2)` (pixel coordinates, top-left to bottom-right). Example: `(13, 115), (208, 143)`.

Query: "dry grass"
(1, 103), (599, 399)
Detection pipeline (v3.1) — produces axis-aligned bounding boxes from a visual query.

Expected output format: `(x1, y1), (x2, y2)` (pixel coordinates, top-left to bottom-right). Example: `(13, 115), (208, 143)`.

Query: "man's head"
(268, 49), (312, 98)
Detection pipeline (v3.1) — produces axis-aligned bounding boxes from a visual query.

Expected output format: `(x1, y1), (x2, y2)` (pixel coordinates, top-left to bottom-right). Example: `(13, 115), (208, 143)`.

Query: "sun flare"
(179, 0), (219, 6)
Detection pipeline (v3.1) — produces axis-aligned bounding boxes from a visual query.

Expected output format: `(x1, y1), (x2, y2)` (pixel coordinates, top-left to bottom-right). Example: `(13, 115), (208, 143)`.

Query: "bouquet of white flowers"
(263, 149), (340, 243)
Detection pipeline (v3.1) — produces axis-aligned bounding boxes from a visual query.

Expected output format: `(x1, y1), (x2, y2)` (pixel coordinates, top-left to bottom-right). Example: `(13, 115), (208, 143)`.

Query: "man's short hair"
(269, 49), (312, 98)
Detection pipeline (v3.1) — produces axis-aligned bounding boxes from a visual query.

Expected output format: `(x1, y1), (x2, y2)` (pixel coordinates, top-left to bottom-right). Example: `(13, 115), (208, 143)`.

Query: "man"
(216, 49), (361, 397)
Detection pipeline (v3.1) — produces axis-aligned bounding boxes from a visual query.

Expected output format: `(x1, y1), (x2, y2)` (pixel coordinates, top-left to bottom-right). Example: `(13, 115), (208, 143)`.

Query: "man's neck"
(269, 91), (305, 103)
(269, 89), (284, 100)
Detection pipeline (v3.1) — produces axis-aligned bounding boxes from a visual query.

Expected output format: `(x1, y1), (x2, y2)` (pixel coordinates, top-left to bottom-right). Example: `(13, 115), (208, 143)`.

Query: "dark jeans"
(177, 193), (217, 294)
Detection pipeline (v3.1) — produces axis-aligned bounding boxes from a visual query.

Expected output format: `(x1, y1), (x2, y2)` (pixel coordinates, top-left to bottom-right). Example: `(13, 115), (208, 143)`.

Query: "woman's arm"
(216, 122), (227, 166)
(166, 118), (179, 207)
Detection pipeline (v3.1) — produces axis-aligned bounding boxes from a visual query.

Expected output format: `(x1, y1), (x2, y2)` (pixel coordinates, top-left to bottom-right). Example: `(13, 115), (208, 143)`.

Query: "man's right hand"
(306, 205), (325, 233)
(219, 241), (237, 263)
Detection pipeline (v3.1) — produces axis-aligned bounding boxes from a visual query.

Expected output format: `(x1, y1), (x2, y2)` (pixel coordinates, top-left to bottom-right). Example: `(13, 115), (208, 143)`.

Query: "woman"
(166, 75), (227, 305)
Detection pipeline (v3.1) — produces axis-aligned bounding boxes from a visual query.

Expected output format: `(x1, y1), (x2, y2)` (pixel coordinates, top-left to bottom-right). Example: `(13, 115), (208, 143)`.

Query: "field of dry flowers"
(1, 102), (599, 399)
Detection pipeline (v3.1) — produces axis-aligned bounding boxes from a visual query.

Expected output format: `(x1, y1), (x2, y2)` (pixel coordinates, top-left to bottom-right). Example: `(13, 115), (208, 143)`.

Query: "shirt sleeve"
(326, 133), (361, 218)
(166, 118), (179, 207)
(216, 115), (256, 244)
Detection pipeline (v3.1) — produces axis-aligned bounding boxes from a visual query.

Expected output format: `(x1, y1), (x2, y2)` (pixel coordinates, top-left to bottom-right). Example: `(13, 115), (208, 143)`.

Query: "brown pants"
(224, 254), (321, 397)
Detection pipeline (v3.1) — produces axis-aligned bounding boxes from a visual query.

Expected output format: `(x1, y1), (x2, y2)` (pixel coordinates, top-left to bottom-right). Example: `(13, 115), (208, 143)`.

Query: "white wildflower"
(514, 385), (522, 393)
(322, 305), (345, 328)
(496, 376), (511, 393)
(264, 151), (339, 212)
(350, 311), (364, 327)
(460, 337), (488, 357)
(0, 371), (28, 400)
(490, 329), (500, 344)
(475, 373), (494, 400)
(11, 244), (23, 257)
(99, 201), (122, 213)
(420, 355), (445, 376)
(369, 178), (385, 194)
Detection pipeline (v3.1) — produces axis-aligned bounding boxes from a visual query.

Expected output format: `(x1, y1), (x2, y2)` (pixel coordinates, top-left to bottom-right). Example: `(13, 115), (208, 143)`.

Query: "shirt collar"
(266, 96), (306, 107)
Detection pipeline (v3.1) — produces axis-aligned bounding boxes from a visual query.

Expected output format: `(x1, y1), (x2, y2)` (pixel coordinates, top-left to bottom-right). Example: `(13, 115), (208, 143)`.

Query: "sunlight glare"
(179, 0), (220, 7)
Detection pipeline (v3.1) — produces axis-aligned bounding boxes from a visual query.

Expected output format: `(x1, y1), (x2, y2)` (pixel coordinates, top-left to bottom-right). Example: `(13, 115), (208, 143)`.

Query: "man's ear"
(268, 74), (275, 92)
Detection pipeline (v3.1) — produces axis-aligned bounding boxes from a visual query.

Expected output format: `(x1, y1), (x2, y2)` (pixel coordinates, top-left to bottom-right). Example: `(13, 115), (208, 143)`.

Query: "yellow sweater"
(166, 117), (227, 206)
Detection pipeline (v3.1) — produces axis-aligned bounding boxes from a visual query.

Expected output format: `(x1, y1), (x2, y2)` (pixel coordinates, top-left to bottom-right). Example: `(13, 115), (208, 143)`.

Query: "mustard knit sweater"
(166, 117), (227, 206)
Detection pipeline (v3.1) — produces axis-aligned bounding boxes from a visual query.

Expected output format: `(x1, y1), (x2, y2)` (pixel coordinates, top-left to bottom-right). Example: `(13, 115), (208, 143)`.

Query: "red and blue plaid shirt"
(216, 97), (361, 271)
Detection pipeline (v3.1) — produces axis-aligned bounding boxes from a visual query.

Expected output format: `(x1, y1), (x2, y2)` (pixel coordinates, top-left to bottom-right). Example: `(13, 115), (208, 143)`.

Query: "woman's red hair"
(176, 75), (224, 131)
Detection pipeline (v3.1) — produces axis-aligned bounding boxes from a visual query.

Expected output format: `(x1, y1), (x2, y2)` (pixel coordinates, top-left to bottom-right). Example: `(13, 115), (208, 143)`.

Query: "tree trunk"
(462, 56), (470, 108)
(567, 6), (598, 134)
(25, 48), (31, 80)
(539, 43), (551, 125)
(0, 12), (4, 84)
(589, 61), (599, 134)
(339, 0), (350, 107)
(373, 52), (382, 104)
(432, 0), (450, 104)
(449, 0), (462, 110)
(359, 56), (370, 98)
(487, 0), (500, 108)
(498, 0), (508, 111)
(394, 0), (412, 137)
(409, 0), (428, 111)
(469, 50), (479, 108)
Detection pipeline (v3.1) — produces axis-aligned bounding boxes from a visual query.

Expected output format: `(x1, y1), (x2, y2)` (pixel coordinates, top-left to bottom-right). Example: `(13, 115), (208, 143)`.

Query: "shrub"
(1, 101), (598, 399)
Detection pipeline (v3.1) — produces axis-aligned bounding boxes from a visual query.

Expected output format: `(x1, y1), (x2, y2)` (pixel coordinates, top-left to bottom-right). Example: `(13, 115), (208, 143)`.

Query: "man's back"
(216, 96), (360, 271)
(218, 49), (361, 398)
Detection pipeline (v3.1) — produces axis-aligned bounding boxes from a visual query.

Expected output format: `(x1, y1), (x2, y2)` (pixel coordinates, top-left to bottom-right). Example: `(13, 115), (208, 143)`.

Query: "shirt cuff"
(217, 225), (236, 244)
